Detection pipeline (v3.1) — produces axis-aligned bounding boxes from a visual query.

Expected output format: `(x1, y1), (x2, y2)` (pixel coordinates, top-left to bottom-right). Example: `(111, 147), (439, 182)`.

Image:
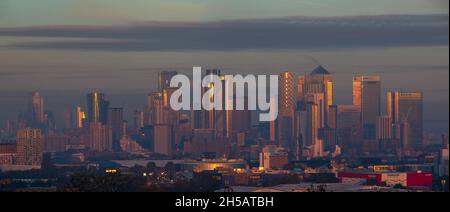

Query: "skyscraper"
(353, 76), (381, 139)
(336, 105), (362, 154)
(107, 108), (124, 151)
(305, 102), (322, 157)
(75, 106), (86, 129)
(191, 69), (234, 138)
(16, 128), (43, 166)
(86, 92), (109, 124)
(133, 110), (144, 130)
(89, 122), (113, 152)
(278, 71), (296, 149)
(29, 92), (44, 127)
(304, 93), (326, 128)
(376, 115), (392, 141)
(298, 66), (333, 127)
(158, 71), (178, 91)
(154, 124), (173, 156)
(387, 91), (423, 149)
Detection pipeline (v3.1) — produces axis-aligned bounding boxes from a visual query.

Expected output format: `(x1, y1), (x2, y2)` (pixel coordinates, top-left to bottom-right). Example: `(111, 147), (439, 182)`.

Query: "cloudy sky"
(0, 0), (448, 133)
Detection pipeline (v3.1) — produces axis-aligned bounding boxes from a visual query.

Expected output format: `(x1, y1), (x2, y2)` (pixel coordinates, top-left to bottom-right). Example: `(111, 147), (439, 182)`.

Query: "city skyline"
(0, 1), (448, 193)
(0, 65), (448, 134)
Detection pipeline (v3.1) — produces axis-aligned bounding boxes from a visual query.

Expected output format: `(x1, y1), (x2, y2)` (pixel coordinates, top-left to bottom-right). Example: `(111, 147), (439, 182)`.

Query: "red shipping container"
(407, 173), (433, 187)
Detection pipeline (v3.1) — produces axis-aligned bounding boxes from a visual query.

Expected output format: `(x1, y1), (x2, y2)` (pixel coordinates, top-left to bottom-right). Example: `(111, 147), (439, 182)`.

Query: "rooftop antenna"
(304, 55), (321, 67)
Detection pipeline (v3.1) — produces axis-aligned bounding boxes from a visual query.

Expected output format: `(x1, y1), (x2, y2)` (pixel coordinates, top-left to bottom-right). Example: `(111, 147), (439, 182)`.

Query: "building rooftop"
(311, 65), (331, 75)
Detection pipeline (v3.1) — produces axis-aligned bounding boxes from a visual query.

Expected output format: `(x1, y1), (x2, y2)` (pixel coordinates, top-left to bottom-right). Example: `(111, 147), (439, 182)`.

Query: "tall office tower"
(86, 92), (109, 124)
(145, 92), (158, 126)
(158, 71), (178, 91)
(133, 110), (144, 130)
(304, 93), (325, 128)
(270, 112), (278, 145)
(148, 84), (180, 155)
(75, 106), (86, 129)
(107, 108), (124, 151)
(28, 92), (45, 127)
(147, 90), (178, 126)
(295, 102), (307, 151)
(5, 120), (17, 138)
(304, 93), (334, 153)
(44, 111), (56, 131)
(387, 91), (424, 149)
(16, 128), (43, 166)
(442, 134), (449, 147)
(162, 88), (179, 125)
(298, 66), (334, 127)
(376, 115), (392, 141)
(278, 71), (296, 149)
(218, 74), (234, 138)
(232, 109), (251, 133)
(399, 120), (411, 150)
(304, 103), (323, 158)
(191, 69), (233, 138)
(64, 109), (72, 129)
(328, 105), (338, 129)
(336, 105), (362, 154)
(439, 144), (449, 177)
(204, 69), (221, 130)
(353, 76), (381, 139)
(154, 125), (174, 156)
(337, 105), (362, 129)
(89, 122), (113, 152)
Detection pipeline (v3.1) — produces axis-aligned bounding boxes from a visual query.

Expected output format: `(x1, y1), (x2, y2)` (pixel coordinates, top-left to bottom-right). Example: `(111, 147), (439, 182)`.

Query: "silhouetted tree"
(41, 153), (57, 178)
(146, 162), (157, 172)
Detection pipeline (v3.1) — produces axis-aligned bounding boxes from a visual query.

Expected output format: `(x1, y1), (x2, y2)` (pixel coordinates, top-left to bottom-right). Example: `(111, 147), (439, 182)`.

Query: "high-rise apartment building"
(16, 128), (43, 166)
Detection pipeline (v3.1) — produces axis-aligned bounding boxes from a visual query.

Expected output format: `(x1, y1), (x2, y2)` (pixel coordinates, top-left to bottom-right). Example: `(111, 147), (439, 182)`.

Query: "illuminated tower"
(278, 71), (296, 149)
(353, 76), (381, 139)
(75, 106), (86, 129)
(298, 66), (333, 127)
(387, 91), (423, 149)
(86, 92), (109, 124)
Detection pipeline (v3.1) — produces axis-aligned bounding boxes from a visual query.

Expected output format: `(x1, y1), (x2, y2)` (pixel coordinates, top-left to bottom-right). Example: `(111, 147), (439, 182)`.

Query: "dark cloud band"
(0, 15), (448, 52)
